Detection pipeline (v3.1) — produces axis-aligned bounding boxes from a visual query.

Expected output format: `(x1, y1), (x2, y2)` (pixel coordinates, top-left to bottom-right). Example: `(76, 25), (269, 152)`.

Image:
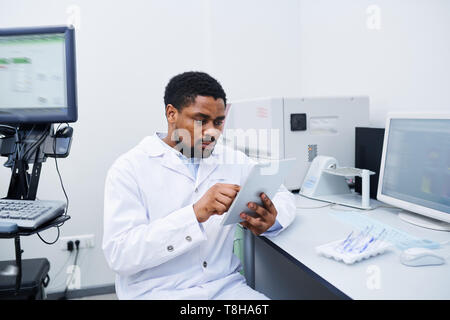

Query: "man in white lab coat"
(102, 71), (296, 299)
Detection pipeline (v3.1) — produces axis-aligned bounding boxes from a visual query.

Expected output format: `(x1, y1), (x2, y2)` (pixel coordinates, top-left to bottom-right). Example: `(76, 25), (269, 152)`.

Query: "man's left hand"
(239, 193), (277, 236)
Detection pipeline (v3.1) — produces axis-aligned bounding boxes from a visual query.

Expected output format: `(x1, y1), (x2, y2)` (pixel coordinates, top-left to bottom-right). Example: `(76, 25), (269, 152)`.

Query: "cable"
(53, 123), (70, 217)
(60, 240), (80, 300)
(39, 123), (70, 234)
(296, 203), (333, 209)
(49, 243), (89, 292)
(296, 198), (397, 212)
(17, 125), (35, 160)
(372, 204), (398, 210)
(330, 204), (356, 211)
(21, 129), (49, 161)
(51, 249), (90, 293)
(329, 204), (379, 212)
(12, 124), (70, 244)
(295, 191), (400, 212)
(35, 123), (70, 242)
(36, 226), (60, 245)
(295, 193), (334, 209)
(51, 248), (74, 285)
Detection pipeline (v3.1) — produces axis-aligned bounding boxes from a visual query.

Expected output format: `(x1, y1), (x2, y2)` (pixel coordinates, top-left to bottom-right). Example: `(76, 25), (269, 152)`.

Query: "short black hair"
(164, 71), (227, 111)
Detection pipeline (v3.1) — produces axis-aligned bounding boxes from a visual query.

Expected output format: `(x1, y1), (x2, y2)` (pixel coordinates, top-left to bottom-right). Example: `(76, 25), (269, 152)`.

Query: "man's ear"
(165, 104), (178, 123)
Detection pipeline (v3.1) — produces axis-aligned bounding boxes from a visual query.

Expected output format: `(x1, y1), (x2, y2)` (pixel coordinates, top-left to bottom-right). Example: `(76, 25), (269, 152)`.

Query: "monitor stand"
(398, 210), (450, 232)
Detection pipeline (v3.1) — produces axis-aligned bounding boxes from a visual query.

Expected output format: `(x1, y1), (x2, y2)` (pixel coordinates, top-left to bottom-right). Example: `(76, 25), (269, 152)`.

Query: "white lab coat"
(102, 133), (296, 299)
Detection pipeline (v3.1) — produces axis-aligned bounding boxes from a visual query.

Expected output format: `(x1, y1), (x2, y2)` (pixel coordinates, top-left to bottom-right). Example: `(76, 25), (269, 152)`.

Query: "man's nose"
(203, 127), (221, 142)
(204, 135), (215, 142)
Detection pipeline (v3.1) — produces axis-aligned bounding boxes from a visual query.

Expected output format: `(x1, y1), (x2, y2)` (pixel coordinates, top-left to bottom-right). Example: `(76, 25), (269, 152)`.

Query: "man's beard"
(171, 128), (217, 159)
(176, 142), (215, 159)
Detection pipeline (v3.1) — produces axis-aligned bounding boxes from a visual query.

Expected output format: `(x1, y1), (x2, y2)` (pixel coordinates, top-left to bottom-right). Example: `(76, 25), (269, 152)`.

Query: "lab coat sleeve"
(261, 184), (296, 237)
(102, 159), (207, 277)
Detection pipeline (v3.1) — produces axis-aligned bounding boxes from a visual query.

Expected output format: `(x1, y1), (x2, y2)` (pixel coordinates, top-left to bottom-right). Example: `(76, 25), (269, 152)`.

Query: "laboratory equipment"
(0, 26), (77, 299)
(0, 26), (77, 201)
(354, 127), (385, 199)
(0, 258), (50, 299)
(223, 96), (370, 190)
(377, 114), (450, 231)
(0, 199), (66, 229)
(0, 26), (77, 124)
(316, 227), (392, 264)
(300, 156), (375, 209)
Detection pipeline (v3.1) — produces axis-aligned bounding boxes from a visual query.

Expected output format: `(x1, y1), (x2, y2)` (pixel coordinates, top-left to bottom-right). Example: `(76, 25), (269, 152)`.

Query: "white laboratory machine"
(223, 96), (370, 190)
(299, 156), (375, 209)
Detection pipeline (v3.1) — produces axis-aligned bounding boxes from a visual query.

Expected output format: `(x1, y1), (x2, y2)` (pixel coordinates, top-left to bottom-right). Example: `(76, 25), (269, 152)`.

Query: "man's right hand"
(193, 183), (240, 223)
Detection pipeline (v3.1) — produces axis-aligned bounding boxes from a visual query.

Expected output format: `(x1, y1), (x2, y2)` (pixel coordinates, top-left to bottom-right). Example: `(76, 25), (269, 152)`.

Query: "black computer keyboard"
(0, 199), (66, 229)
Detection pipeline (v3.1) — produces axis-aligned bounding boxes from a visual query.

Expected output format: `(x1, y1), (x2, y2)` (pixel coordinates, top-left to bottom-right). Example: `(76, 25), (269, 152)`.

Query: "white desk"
(254, 194), (450, 300)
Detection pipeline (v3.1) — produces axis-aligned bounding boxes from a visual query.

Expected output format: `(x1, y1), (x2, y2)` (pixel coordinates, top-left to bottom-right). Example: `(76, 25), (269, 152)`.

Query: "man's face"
(171, 96), (226, 158)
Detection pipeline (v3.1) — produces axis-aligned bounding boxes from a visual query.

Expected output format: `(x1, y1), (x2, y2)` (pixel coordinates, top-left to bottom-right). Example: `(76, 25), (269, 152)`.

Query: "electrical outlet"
(60, 234), (95, 250)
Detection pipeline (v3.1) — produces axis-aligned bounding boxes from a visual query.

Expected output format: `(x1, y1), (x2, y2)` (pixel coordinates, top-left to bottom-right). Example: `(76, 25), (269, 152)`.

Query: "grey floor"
(72, 293), (118, 300)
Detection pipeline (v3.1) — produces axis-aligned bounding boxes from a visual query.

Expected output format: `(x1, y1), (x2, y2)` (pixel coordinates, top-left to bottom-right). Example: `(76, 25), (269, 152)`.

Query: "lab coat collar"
(141, 133), (170, 157)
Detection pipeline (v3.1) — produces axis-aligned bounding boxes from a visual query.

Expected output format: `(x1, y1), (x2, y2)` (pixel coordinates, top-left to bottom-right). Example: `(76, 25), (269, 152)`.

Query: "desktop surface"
(257, 195), (450, 300)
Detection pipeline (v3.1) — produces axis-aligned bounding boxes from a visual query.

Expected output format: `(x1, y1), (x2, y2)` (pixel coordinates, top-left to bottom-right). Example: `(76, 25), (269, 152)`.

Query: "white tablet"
(220, 158), (296, 226)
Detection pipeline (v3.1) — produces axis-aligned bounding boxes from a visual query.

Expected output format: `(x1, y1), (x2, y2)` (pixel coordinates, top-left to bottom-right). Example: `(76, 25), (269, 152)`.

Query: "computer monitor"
(0, 26), (77, 124)
(377, 114), (450, 231)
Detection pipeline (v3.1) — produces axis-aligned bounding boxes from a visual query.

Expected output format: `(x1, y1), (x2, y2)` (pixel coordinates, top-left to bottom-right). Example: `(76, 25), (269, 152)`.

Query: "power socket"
(60, 234), (95, 251)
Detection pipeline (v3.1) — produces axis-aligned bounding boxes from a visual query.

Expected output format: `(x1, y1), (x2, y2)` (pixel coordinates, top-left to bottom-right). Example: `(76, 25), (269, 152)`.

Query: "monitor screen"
(381, 118), (450, 215)
(0, 26), (77, 124)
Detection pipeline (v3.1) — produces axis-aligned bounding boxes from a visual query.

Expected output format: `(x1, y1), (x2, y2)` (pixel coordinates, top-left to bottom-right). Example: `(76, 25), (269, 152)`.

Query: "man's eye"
(214, 120), (224, 126)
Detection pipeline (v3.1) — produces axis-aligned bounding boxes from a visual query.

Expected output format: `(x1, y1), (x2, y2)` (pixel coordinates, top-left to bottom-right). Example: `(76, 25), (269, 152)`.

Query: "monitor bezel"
(377, 113), (450, 223)
(0, 25), (77, 124)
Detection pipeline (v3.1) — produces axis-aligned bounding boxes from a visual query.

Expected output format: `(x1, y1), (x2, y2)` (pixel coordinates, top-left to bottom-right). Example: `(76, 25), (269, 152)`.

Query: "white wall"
(297, 0), (450, 126)
(0, 0), (449, 293)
